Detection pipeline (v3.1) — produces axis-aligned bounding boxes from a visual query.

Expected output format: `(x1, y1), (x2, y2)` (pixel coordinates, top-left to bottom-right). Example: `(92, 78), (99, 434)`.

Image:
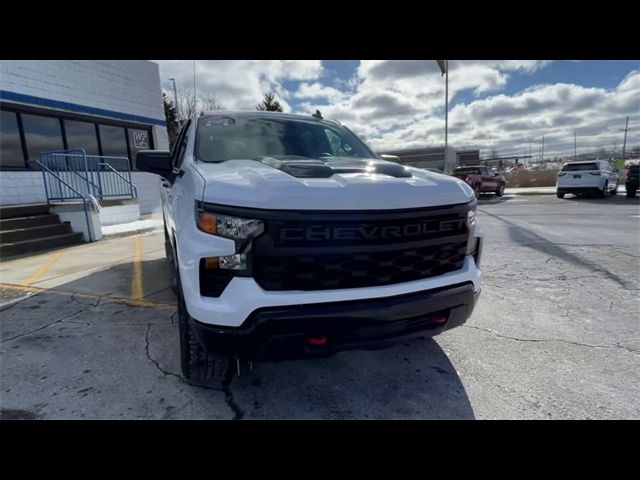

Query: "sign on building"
(132, 130), (149, 149)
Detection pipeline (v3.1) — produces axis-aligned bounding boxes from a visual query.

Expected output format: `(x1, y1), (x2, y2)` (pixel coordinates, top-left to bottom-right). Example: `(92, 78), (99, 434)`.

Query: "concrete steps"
(0, 203), (85, 259)
(0, 214), (60, 230)
(0, 203), (49, 219)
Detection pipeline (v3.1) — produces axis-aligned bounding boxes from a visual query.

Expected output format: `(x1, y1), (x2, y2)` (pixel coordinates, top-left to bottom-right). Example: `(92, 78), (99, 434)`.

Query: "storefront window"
(0, 110), (25, 167)
(64, 120), (99, 155)
(99, 124), (129, 159)
(21, 113), (64, 162)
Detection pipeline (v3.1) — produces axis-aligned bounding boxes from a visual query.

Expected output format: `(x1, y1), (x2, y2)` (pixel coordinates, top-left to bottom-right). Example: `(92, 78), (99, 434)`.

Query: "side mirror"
(136, 150), (175, 182)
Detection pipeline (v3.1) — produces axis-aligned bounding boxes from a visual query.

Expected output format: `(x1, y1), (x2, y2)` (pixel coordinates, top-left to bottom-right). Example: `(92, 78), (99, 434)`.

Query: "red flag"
(436, 60), (447, 76)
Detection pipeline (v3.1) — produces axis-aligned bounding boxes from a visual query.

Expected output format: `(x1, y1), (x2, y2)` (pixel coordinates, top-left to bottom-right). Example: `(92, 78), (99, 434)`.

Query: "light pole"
(169, 78), (178, 114)
(435, 60), (449, 172)
(445, 60), (449, 172)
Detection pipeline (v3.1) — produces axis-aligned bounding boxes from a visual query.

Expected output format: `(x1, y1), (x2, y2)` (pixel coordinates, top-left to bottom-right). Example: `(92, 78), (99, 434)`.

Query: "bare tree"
(202, 93), (224, 112)
(176, 86), (198, 121)
(174, 85), (224, 121)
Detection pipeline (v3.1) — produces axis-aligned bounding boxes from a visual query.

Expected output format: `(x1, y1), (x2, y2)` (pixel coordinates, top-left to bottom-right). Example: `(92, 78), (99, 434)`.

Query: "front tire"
(557, 190), (565, 199)
(474, 184), (481, 198)
(178, 289), (229, 386)
(600, 182), (609, 198)
(610, 181), (618, 196)
(627, 188), (637, 198)
(495, 183), (505, 197)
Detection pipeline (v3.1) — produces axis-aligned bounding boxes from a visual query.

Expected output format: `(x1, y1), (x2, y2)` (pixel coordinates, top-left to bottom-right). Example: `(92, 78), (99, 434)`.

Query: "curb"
(506, 190), (556, 196)
(101, 225), (163, 240)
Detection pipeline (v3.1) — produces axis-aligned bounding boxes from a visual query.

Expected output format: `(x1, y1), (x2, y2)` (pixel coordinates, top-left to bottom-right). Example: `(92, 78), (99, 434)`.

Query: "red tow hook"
(307, 335), (328, 346)
(430, 314), (447, 324)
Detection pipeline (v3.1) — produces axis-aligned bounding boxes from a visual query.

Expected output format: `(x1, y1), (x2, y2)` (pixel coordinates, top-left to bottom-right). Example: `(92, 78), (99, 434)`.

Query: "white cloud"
(154, 60), (639, 158)
(293, 82), (348, 103)
(154, 60), (322, 111)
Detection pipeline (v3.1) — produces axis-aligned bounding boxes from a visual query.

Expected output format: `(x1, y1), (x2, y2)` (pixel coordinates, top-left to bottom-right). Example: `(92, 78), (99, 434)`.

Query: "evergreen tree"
(163, 92), (180, 149)
(256, 93), (284, 112)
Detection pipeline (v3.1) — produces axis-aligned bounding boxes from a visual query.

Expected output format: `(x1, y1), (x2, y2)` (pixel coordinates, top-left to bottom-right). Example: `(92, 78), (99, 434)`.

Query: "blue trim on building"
(0, 90), (166, 127)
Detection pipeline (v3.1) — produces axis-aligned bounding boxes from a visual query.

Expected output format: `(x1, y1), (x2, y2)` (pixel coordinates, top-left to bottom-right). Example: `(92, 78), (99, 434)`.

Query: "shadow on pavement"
(480, 209), (632, 289)
(1, 256), (475, 420)
(561, 194), (640, 205)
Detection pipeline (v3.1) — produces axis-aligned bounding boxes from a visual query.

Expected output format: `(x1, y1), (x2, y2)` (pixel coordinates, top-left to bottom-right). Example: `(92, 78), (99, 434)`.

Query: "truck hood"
(194, 157), (475, 210)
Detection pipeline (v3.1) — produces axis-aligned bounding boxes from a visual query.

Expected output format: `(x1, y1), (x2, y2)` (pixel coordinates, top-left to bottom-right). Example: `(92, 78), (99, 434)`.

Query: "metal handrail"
(38, 149), (136, 201)
(30, 159), (94, 242)
(98, 163), (138, 198)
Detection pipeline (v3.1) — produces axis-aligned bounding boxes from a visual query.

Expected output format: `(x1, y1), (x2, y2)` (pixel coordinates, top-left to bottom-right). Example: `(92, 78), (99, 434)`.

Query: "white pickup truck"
(136, 111), (483, 384)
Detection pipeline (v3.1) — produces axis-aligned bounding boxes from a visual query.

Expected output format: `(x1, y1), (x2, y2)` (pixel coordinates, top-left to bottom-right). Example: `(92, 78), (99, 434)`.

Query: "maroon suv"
(453, 165), (506, 198)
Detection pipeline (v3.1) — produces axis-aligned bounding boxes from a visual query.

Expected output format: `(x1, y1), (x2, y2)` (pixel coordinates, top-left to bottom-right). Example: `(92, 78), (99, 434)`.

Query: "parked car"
(556, 160), (619, 198)
(452, 165), (506, 197)
(625, 164), (639, 198)
(136, 111), (483, 384)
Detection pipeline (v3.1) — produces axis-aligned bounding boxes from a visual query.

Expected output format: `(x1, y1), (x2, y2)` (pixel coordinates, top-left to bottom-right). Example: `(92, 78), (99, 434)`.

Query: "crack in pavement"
(222, 363), (244, 420)
(1, 302), (99, 344)
(143, 323), (245, 420)
(462, 324), (640, 356)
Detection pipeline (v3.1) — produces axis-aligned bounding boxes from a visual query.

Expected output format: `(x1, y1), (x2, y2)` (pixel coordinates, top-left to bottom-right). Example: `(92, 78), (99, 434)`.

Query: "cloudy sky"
(154, 60), (639, 159)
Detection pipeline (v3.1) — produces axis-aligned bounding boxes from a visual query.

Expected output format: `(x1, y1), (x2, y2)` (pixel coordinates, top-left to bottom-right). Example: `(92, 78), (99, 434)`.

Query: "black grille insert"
(247, 203), (473, 291)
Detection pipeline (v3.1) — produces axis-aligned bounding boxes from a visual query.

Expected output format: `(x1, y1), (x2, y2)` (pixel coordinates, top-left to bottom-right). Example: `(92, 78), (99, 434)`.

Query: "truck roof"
(200, 110), (341, 126)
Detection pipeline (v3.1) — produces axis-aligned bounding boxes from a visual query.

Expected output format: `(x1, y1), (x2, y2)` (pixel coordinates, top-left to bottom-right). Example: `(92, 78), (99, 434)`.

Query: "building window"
(99, 124), (129, 159)
(64, 119), (99, 155)
(21, 113), (64, 162)
(0, 110), (25, 168)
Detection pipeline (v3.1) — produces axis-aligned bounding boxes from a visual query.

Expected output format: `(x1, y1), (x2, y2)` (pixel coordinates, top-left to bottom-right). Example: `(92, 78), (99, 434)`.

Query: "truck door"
(164, 120), (191, 239)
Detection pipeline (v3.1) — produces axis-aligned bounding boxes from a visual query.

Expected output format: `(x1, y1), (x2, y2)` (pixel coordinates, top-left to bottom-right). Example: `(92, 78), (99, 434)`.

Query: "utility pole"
(541, 135), (545, 162)
(574, 130), (578, 161)
(621, 116), (629, 162)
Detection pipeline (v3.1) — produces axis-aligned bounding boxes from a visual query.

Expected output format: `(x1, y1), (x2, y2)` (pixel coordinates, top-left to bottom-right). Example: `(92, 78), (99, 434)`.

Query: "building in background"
(0, 60), (168, 210)
(378, 146), (480, 173)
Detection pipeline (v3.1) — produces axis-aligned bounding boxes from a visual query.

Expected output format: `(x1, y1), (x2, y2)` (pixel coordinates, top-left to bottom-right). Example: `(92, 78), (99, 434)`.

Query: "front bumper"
(191, 281), (480, 362)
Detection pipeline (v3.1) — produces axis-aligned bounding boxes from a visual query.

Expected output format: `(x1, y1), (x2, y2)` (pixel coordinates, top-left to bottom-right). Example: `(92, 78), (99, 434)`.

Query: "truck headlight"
(467, 208), (477, 227)
(466, 206), (479, 256)
(197, 210), (264, 239)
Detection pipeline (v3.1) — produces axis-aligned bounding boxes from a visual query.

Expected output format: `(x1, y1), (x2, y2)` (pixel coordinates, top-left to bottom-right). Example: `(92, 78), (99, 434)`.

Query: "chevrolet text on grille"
(279, 219), (466, 242)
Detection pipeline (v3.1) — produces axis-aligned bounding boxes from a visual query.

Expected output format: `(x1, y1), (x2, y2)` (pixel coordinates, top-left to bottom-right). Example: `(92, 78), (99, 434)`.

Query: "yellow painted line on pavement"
(23, 252), (64, 286)
(131, 236), (144, 300)
(0, 282), (176, 309)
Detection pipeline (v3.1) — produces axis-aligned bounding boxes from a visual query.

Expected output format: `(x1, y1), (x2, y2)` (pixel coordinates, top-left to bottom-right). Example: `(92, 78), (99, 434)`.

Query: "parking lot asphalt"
(1, 193), (639, 419)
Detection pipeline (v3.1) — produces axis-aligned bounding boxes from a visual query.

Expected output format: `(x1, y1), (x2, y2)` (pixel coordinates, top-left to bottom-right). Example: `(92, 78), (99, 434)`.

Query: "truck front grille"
(250, 203), (472, 292)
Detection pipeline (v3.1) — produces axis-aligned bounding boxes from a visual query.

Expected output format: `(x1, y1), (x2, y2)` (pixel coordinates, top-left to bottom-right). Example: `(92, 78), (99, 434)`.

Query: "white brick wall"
(1, 60), (165, 122)
(0, 171), (163, 215)
(132, 172), (162, 215)
(99, 203), (140, 226)
(0, 171), (47, 205)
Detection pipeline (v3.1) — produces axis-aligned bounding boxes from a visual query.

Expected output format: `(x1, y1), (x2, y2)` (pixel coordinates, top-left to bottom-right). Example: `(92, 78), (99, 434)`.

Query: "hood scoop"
(259, 156), (412, 179)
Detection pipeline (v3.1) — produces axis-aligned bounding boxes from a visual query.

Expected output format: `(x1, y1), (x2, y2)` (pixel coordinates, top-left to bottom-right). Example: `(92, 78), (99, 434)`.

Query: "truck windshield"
(196, 115), (374, 163)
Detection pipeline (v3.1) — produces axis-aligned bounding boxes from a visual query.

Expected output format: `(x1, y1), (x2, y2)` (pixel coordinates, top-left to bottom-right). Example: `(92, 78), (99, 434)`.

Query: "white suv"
(556, 160), (619, 199)
(136, 111), (482, 384)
